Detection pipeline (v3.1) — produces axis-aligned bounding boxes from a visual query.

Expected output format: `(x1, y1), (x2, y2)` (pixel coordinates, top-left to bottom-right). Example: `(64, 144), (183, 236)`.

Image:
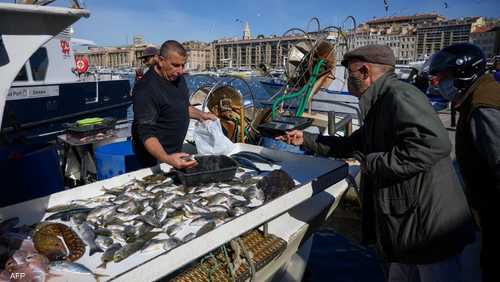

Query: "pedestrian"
(278, 44), (475, 282)
(429, 43), (500, 282)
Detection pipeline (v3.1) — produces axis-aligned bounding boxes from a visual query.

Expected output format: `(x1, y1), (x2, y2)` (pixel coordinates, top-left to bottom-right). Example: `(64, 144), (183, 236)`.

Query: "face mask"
(348, 75), (365, 97)
(437, 79), (459, 101)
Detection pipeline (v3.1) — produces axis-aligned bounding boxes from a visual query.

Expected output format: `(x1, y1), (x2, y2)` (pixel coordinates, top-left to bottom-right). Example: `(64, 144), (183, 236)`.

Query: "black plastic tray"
(257, 116), (313, 138)
(64, 118), (116, 138)
(174, 155), (238, 187)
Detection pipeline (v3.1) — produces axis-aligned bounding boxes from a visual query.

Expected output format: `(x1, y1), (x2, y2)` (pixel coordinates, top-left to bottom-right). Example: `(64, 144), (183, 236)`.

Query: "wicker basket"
(170, 229), (287, 282)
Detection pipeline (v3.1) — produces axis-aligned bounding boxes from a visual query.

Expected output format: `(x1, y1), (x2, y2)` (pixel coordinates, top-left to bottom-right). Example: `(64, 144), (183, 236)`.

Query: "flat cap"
(139, 46), (158, 58)
(341, 44), (395, 67)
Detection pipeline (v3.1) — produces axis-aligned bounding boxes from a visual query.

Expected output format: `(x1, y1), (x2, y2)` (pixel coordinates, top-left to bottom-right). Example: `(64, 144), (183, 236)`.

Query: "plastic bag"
(193, 119), (236, 155)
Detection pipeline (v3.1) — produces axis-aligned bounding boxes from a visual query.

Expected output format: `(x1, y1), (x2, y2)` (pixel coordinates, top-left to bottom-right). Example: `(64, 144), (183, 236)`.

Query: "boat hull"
(1, 79), (131, 143)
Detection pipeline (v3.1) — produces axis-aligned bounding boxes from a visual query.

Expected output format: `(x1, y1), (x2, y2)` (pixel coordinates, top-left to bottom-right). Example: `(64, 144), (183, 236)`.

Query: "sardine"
(97, 243), (121, 269)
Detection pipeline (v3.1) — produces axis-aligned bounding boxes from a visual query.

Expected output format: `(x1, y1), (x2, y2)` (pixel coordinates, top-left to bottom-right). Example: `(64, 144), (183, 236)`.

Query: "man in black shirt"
(132, 40), (216, 169)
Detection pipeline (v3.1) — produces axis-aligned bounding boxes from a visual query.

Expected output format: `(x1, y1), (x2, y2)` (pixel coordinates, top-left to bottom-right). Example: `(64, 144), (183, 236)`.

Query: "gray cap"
(341, 44), (396, 67)
(139, 46), (158, 59)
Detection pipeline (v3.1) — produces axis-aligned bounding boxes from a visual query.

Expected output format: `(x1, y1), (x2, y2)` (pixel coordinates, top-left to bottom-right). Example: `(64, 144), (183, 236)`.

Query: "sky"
(3, 0), (500, 46)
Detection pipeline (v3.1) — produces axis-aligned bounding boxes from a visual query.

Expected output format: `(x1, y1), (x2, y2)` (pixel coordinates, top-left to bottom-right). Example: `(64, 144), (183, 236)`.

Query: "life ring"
(75, 57), (89, 74)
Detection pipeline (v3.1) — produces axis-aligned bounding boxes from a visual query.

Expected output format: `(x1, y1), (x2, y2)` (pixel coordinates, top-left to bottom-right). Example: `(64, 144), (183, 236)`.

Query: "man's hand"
(200, 112), (218, 121)
(352, 151), (367, 174)
(275, 130), (304, 145)
(164, 152), (197, 169)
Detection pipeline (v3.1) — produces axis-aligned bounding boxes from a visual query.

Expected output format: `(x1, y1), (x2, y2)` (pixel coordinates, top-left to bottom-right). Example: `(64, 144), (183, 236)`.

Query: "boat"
(0, 3), (132, 145)
(0, 3), (356, 282)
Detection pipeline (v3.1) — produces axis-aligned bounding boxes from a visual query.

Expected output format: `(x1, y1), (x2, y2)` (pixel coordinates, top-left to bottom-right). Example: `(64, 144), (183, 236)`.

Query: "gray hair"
(159, 40), (187, 58)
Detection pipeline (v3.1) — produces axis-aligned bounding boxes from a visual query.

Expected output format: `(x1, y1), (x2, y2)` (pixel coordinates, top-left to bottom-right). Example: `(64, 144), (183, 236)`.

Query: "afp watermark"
(10, 272), (26, 280)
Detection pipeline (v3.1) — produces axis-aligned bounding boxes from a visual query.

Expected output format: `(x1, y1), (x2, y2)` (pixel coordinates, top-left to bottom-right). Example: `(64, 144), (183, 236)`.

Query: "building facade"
(347, 14), (443, 64)
(416, 17), (484, 59)
(74, 44), (158, 69)
(183, 41), (212, 71)
(470, 26), (500, 58)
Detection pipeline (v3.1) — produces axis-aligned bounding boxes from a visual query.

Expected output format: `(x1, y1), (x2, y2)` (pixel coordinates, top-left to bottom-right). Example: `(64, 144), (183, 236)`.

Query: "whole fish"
(45, 207), (93, 221)
(140, 239), (165, 253)
(87, 205), (115, 222)
(162, 237), (182, 252)
(33, 222), (86, 261)
(75, 222), (102, 256)
(229, 206), (251, 217)
(206, 193), (228, 206)
(45, 204), (88, 213)
(49, 260), (107, 281)
(116, 200), (143, 214)
(113, 232), (159, 262)
(231, 151), (277, 166)
(94, 227), (112, 237)
(97, 243), (121, 269)
(95, 235), (114, 251)
(231, 155), (262, 173)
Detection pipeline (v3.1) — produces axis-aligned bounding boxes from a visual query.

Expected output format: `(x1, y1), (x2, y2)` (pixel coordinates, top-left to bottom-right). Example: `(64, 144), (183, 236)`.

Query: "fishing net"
(170, 229), (287, 282)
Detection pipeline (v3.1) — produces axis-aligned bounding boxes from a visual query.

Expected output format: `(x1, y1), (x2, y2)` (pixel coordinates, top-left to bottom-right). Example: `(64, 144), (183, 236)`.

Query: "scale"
(257, 115), (313, 138)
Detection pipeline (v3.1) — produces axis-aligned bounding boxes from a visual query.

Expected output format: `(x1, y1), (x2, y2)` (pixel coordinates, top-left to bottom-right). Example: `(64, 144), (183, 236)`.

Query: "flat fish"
(33, 222), (86, 261)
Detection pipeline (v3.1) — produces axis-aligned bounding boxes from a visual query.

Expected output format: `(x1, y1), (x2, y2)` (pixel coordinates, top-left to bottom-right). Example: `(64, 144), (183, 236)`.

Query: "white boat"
(0, 2), (131, 144)
(0, 2), (356, 282)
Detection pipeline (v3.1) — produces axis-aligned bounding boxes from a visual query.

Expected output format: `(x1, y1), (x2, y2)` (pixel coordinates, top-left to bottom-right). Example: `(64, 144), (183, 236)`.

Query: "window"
(14, 64), (28, 81)
(30, 47), (48, 81)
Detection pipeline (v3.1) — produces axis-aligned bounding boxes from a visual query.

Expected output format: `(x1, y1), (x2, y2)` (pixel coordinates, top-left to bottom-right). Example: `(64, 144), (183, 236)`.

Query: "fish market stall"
(1, 144), (348, 281)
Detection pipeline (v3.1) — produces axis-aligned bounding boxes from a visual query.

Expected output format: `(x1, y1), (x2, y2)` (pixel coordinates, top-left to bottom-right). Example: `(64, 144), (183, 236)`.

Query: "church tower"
(243, 22), (251, 40)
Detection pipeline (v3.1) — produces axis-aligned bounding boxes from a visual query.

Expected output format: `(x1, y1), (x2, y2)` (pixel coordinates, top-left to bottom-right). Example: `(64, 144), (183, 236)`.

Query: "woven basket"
(170, 229), (287, 282)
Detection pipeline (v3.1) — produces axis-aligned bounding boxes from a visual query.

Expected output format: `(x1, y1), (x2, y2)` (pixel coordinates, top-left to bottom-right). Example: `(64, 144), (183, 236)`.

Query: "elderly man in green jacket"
(278, 45), (475, 281)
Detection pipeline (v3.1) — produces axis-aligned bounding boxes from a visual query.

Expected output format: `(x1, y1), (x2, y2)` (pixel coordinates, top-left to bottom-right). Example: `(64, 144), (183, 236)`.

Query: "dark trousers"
(132, 137), (158, 168)
(479, 208), (499, 282)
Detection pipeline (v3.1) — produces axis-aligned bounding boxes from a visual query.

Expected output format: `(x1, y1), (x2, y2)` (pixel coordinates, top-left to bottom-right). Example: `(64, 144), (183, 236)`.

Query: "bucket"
(0, 144), (63, 207)
(94, 140), (141, 180)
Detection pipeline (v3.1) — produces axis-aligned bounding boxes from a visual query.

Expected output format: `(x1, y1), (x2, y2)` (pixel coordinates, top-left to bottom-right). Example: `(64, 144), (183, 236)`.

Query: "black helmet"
(429, 43), (486, 91)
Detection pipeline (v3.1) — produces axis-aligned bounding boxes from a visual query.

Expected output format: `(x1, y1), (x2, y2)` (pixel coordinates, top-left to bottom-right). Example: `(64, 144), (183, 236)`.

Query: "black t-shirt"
(132, 69), (189, 165)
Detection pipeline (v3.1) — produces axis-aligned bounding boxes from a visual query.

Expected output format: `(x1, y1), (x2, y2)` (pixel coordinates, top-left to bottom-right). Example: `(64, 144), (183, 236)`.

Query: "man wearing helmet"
(429, 43), (500, 282)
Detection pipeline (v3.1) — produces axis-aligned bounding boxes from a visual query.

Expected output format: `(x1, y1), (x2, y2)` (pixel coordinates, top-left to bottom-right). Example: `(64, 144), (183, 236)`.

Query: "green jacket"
(303, 72), (474, 264)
